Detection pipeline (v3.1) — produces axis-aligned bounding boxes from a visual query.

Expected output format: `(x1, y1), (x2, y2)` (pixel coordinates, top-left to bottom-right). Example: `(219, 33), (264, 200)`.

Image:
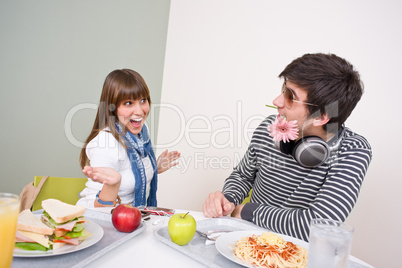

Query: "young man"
(202, 53), (372, 241)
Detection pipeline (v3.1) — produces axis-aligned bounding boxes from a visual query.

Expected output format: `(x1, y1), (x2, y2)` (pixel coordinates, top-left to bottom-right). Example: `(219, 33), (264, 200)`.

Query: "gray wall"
(0, 0), (170, 194)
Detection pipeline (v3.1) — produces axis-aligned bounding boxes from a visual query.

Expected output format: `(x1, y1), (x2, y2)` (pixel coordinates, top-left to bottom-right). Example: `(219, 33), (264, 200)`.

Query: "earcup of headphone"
(292, 136), (330, 168)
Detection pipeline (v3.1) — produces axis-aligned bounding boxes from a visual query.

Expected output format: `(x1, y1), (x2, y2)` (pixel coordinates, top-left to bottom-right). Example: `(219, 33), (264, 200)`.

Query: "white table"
(85, 209), (373, 268)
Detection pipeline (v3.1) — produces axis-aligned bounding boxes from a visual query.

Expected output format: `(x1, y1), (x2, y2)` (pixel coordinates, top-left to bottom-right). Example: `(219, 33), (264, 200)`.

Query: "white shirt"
(76, 128), (154, 208)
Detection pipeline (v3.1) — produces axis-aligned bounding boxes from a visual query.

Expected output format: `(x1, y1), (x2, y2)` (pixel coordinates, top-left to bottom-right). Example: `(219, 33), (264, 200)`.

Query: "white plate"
(13, 219), (104, 257)
(215, 230), (308, 267)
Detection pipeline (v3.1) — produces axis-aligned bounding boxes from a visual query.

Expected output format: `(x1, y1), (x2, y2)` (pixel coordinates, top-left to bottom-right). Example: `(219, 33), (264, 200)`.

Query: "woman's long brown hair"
(79, 69), (151, 169)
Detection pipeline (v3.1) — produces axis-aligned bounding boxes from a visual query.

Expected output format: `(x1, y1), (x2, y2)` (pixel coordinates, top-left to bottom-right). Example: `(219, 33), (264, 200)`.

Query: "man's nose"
(273, 92), (285, 108)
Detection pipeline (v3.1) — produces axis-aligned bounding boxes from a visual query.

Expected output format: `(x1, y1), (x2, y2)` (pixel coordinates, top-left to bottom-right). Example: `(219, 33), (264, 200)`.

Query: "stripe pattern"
(223, 115), (372, 241)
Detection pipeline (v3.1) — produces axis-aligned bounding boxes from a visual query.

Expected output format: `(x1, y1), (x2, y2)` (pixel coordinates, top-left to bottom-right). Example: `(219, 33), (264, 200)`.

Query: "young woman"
(77, 69), (180, 208)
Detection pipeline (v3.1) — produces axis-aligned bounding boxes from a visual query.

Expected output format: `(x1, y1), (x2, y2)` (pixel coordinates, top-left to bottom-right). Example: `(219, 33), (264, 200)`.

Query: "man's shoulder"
(246, 115), (277, 151)
(255, 114), (276, 131)
(250, 114), (276, 140)
(342, 127), (372, 151)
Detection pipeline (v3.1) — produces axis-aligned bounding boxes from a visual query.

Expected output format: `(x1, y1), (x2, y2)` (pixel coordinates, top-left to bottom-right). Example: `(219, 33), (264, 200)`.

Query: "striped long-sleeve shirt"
(222, 114), (372, 241)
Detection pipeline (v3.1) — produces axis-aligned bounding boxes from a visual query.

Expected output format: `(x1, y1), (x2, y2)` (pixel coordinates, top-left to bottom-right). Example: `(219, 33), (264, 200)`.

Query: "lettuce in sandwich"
(41, 199), (90, 246)
(15, 209), (54, 251)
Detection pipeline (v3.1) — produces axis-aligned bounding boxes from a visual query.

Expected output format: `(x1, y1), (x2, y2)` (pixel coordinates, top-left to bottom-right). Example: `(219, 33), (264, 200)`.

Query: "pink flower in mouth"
(268, 115), (299, 143)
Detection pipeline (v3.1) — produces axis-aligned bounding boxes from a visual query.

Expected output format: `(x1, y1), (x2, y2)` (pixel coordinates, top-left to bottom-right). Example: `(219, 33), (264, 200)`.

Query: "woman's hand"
(157, 150), (181, 174)
(82, 166), (122, 186)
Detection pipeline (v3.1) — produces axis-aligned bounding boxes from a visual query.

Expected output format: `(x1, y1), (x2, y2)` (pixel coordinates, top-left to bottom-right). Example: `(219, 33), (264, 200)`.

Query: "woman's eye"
(124, 101), (132, 105)
(141, 99), (147, 103)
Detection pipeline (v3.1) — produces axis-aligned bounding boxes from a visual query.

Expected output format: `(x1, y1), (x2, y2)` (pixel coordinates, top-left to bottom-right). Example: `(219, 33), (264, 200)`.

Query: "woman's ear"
(312, 113), (330, 127)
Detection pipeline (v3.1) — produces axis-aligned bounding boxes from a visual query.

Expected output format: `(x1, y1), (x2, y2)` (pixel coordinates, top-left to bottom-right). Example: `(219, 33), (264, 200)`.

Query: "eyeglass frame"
(281, 82), (318, 109)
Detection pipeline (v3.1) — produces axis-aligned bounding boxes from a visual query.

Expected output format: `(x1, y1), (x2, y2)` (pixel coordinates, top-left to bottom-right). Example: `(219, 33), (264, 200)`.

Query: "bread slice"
(41, 199), (85, 224)
(17, 209), (54, 235)
(52, 242), (66, 250)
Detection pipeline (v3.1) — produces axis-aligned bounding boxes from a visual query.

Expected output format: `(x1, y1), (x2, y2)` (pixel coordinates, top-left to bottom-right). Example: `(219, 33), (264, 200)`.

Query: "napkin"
(204, 231), (227, 245)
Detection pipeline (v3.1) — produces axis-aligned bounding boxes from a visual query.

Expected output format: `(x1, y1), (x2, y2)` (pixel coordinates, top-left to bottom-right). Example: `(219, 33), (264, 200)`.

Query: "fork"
(195, 230), (231, 241)
(196, 230), (216, 241)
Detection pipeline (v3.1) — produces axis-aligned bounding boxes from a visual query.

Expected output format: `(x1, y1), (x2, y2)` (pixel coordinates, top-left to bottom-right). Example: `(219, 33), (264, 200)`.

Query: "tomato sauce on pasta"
(233, 232), (308, 268)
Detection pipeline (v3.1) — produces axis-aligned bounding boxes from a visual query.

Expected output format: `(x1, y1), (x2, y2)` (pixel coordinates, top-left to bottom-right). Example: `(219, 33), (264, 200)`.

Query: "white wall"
(157, 1), (402, 267)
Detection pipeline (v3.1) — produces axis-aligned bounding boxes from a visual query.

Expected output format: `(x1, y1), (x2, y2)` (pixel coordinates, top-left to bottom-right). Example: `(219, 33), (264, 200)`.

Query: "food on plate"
(139, 206), (175, 216)
(112, 204), (142, 233)
(233, 231), (308, 268)
(15, 209), (54, 251)
(41, 199), (90, 248)
(168, 212), (196, 246)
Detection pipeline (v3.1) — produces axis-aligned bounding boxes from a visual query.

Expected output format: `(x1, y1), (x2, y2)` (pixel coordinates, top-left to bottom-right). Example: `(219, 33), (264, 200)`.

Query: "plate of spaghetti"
(215, 230), (308, 268)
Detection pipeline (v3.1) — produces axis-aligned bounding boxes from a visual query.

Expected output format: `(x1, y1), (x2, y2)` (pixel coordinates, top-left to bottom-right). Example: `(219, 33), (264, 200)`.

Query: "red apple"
(112, 204), (142, 233)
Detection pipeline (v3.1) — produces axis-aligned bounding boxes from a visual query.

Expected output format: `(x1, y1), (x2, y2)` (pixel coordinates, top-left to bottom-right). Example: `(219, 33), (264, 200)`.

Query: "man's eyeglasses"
(282, 82), (317, 109)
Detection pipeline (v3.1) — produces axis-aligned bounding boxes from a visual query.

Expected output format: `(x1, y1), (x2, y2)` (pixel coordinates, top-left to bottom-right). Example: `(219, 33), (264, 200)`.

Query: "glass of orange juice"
(0, 193), (20, 268)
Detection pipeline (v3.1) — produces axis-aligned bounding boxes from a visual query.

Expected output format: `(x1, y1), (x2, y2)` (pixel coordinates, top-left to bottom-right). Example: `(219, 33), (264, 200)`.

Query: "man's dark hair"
(279, 53), (364, 132)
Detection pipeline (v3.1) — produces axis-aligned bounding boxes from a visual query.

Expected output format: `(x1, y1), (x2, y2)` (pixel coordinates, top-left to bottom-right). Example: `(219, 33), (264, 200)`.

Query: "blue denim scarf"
(115, 123), (158, 207)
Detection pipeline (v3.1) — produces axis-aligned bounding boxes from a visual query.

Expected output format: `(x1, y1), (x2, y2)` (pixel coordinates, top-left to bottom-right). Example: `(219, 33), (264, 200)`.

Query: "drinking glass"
(0, 193), (20, 268)
(307, 218), (354, 268)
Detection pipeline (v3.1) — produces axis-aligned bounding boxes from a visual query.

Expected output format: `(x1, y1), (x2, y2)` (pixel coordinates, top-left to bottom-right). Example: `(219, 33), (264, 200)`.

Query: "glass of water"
(307, 218), (354, 268)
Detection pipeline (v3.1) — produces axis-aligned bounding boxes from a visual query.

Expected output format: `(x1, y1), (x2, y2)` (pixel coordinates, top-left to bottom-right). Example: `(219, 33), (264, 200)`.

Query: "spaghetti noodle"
(233, 231), (308, 268)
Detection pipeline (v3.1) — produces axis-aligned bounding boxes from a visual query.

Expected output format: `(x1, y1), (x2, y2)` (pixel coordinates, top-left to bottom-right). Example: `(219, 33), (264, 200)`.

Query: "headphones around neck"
(274, 128), (345, 168)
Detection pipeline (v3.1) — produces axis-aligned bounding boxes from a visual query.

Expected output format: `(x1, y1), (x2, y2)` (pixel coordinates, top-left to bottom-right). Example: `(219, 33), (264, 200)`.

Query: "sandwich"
(41, 199), (90, 246)
(15, 209), (54, 251)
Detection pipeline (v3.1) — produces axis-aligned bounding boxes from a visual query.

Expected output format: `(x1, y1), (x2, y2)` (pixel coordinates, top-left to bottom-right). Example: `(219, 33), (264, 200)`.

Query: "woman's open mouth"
(130, 118), (142, 128)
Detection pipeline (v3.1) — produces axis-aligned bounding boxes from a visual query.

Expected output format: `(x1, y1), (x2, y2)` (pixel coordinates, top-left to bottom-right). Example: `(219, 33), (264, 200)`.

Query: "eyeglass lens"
(282, 84), (294, 109)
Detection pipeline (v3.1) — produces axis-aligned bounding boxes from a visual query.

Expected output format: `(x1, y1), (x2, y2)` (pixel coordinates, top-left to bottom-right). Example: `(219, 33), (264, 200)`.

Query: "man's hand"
(231, 204), (245, 219)
(203, 191), (235, 218)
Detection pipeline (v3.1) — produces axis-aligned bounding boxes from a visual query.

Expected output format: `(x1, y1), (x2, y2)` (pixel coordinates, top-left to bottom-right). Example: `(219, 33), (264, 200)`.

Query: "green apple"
(168, 212), (196, 246)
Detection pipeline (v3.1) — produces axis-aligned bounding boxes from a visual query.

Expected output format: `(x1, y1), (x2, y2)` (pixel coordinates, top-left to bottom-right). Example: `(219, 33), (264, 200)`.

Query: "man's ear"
(312, 113), (330, 127)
